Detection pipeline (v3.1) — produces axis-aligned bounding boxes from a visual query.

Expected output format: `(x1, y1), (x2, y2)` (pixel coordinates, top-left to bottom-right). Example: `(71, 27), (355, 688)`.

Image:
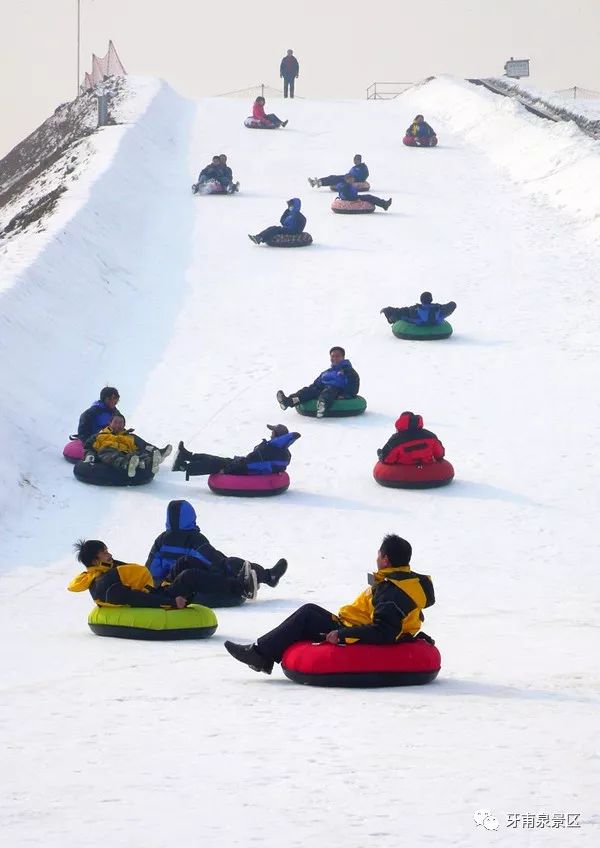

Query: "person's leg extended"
(255, 225), (286, 243)
(317, 174), (345, 187)
(184, 453), (232, 477)
(256, 603), (338, 662)
(361, 194), (390, 209)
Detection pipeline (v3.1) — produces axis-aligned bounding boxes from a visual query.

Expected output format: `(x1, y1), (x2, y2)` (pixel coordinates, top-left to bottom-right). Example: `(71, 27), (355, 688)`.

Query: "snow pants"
(168, 555), (270, 586)
(256, 603), (338, 662)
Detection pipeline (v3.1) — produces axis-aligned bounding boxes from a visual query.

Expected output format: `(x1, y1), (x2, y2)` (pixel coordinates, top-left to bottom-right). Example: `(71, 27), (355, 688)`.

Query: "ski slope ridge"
(0, 75), (598, 847)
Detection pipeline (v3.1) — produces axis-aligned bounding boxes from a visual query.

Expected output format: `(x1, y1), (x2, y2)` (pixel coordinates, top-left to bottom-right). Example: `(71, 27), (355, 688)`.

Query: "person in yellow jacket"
(225, 534), (435, 675)
(68, 539), (258, 607)
(85, 414), (172, 477)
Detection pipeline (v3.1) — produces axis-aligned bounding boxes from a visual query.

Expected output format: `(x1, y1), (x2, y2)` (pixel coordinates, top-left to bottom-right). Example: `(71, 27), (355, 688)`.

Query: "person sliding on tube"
(380, 291), (456, 326)
(308, 154), (369, 188)
(224, 534), (435, 675)
(84, 414), (172, 478)
(76, 386), (122, 442)
(249, 198), (306, 245)
(145, 499), (288, 596)
(276, 346), (360, 419)
(171, 424), (300, 480)
(252, 96), (288, 128)
(337, 174), (391, 210)
(403, 114), (438, 147)
(377, 412), (445, 466)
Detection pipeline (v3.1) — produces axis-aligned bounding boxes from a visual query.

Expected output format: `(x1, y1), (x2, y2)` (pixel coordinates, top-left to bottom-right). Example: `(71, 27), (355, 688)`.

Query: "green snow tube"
(392, 320), (453, 340)
(296, 396), (367, 418)
(88, 604), (218, 640)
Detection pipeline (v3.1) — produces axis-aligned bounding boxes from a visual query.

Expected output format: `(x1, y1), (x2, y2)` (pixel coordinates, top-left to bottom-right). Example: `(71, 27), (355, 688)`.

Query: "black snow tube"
(73, 460), (154, 487)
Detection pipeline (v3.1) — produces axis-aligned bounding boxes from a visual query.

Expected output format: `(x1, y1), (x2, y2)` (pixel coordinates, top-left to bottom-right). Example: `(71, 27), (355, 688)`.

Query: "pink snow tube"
(331, 198), (375, 214)
(63, 438), (85, 463)
(207, 471), (290, 497)
(403, 135), (438, 147)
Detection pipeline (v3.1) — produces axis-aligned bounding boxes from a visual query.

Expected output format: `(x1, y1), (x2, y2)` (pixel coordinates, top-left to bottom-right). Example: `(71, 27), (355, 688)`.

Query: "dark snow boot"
(172, 441), (193, 472)
(224, 641), (274, 674)
(264, 558), (288, 588)
(276, 390), (290, 410)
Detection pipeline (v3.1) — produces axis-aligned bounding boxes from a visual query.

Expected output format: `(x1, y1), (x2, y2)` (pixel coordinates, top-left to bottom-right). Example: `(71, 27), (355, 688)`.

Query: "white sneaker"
(159, 445), (173, 464)
(316, 400), (326, 418)
(151, 450), (161, 474)
(308, 177), (317, 188)
(127, 455), (140, 478)
(241, 561), (258, 601)
(83, 454), (95, 464)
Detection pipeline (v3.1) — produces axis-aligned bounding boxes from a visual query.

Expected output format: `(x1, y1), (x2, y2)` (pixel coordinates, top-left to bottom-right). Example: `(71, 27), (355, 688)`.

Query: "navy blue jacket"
(146, 500), (229, 583)
(348, 163), (369, 182)
(226, 432), (300, 475)
(198, 163), (221, 182)
(383, 301), (456, 326)
(280, 198), (306, 233)
(336, 181), (359, 201)
(312, 359), (360, 395)
(77, 400), (123, 441)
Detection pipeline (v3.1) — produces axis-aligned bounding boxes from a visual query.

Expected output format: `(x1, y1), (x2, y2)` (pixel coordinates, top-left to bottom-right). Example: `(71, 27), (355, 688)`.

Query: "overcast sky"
(1, 0), (599, 158)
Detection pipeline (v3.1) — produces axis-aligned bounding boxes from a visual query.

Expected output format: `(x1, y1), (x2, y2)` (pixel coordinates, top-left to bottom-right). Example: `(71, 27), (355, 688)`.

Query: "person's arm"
(104, 582), (180, 608)
(77, 406), (96, 441)
(344, 366), (360, 396)
(280, 59), (285, 77)
(337, 583), (412, 643)
(377, 432), (402, 461)
(441, 301), (456, 317)
(294, 58), (299, 77)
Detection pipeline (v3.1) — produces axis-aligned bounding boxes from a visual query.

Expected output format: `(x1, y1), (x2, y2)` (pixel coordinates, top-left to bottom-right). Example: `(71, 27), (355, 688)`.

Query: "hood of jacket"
(287, 198), (301, 212)
(166, 499), (198, 532)
(395, 411), (423, 432)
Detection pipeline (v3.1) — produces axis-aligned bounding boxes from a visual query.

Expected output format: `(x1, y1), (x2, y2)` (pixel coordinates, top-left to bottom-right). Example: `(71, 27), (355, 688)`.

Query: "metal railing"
(366, 82), (414, 100)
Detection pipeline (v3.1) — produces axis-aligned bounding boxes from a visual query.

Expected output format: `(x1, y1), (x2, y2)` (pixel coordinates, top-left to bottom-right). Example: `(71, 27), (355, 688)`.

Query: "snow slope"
(0, 76), (599, 847)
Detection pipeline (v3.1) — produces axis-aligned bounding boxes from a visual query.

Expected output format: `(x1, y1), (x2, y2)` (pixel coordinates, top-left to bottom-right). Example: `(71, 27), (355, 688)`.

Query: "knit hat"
(420, 291), (433, 304)
(267, 424), (289, 437)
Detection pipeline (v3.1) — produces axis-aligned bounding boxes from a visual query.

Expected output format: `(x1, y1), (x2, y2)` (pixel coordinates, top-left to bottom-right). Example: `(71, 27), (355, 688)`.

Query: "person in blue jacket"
(381, 292), (456, 326)
(76, 386), (121, 441)
(308, 154), (369, 188)
(276, 346), (360, 418)
(337, 175), (391, 210)
(248, 198), (306, 244)
(145, 499), (288, 592)
(170, 424), (300, 480)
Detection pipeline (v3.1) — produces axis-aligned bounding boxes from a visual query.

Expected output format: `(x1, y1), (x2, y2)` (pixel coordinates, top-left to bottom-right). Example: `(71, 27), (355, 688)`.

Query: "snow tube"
(63, 439), (84, 463)
(296, 396), (367, 418)
(266, 232), (313, 248)
(244, 117), (278, 129)
(73, 460), (154, 487)
(207, 472), (290, 497)
(392, 319), (453, 340)
(373, 459), (454, 489)
(88, 604), (218, 640)
(329, 181), (370, 192)
(281, 639), (441, 687)
(331, 198), (375, 214)
(193, 179), (226, 195)
(403, 136), (438, 147)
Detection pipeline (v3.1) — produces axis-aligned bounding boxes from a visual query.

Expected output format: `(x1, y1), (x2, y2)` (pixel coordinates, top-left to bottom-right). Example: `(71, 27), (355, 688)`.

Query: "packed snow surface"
(0, 75), (599, 847)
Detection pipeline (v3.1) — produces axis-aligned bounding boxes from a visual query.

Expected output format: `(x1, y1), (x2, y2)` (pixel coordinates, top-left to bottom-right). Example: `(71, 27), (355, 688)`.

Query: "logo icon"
(473, 810), (500, 831)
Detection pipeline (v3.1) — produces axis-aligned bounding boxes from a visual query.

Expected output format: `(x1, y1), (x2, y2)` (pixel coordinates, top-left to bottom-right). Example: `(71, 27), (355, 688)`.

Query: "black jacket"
(378, 427), (441, 460)
(381, 301), (456, 325)
(280, 56), (299, 78)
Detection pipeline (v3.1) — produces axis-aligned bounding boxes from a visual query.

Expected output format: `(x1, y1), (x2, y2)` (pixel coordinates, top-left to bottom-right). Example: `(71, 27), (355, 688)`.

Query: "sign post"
(504, 58), (530, 79)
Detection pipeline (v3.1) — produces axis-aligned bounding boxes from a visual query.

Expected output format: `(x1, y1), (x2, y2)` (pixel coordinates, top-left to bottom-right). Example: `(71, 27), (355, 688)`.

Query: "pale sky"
(1, 0), (599, 158)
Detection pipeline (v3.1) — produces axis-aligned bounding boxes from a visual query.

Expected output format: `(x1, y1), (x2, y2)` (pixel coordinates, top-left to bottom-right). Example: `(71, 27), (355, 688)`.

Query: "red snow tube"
(244, 117), (278, 129)
(281, 639), (441, 687)
(63, 438), (85, 463)
(329, 181), (370, 192)
(373, 459), (454, 489)
(331, 198), (375, 214)
(403, 135), (438, 147)
(207, 471), (290, 497)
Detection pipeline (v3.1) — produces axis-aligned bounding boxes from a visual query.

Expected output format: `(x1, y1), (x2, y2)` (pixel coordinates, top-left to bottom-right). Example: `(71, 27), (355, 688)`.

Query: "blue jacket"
(280, 198), (306, 233)
(227, 432), (301, 475)
(382, 301), (457, 326)
(77, 400), (122, 441)
(407, 121), (436, 139)
(348, 163), (369, 182)
(336, 181), (359, 201)
(146, 500), (229, 583)
(313, 359), (360, 395)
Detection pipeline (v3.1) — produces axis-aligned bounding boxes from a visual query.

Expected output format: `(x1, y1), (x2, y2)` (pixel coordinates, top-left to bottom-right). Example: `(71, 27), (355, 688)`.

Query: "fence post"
(97, 93), (109, 127)
(261, 83), (264, 98)
(574, 86), (577, 99)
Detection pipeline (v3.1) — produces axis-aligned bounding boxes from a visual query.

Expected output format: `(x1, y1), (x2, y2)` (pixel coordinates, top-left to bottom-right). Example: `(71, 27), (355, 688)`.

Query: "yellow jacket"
(68, 562), (174, 608)
(337, 565), (435, 643)
(92, 427), (137, 454)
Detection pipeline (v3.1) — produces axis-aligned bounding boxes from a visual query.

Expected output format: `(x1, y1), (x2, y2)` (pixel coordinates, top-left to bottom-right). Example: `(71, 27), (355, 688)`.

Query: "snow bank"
(0, 78), (194, 524)
(409, 75), (600, 234)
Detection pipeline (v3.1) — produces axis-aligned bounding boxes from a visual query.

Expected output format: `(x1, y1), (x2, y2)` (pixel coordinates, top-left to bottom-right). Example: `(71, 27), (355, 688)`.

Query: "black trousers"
(257, 603), (338, 662)
(358, 194), (387, 208)
(169, 555), (270, 586)
(256, 225), (288, 242)
(294, 384), (343, 409)
(318, 174), (346, 186)
(185, 453), (232, 476)
(283, 77), (295, 98)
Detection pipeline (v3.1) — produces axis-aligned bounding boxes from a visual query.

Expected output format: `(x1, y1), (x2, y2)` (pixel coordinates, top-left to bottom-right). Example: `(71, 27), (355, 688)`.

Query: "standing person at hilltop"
(280, 49), (299, 98)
